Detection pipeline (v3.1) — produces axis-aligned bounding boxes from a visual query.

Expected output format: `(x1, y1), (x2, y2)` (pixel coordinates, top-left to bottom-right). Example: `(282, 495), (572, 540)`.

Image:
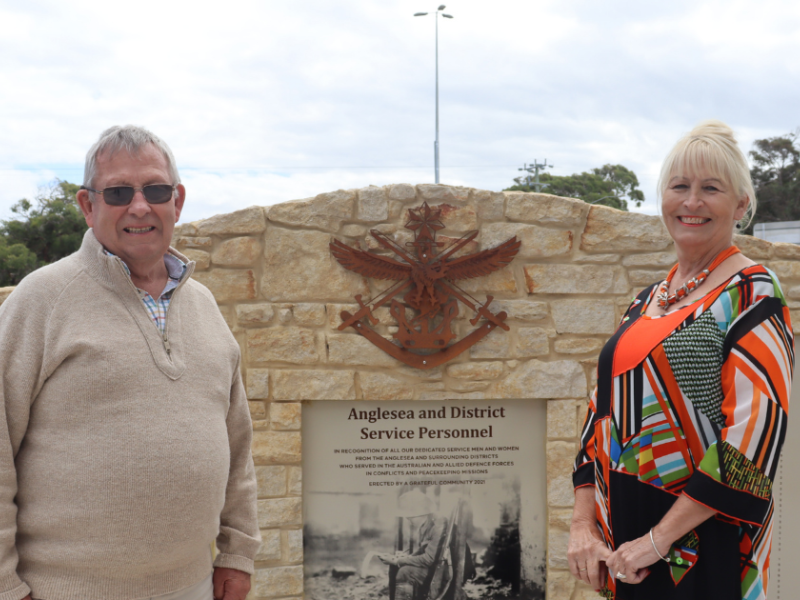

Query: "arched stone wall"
(4, 184), (800, 599)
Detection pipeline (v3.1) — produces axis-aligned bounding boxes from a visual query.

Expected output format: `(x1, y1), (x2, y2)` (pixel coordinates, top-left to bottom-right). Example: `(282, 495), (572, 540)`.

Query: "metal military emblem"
(330, 202), (520, 369)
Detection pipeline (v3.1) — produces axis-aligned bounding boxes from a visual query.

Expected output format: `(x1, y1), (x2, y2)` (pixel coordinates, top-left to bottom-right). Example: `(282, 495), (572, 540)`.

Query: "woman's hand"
(605, 534), (661, 584)
(568, 519), (612, 589)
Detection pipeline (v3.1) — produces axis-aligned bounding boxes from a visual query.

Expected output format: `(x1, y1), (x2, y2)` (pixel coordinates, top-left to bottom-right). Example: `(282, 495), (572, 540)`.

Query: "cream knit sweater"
(0, 230), (260, 600)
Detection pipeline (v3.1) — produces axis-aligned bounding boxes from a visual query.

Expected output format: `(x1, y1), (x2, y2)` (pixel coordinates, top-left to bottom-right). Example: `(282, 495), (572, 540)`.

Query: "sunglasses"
(80, 184), (176, 206)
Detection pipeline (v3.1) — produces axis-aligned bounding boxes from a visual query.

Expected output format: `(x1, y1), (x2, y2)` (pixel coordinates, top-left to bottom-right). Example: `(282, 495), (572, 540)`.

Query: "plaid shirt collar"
(103, 249), (188, 333)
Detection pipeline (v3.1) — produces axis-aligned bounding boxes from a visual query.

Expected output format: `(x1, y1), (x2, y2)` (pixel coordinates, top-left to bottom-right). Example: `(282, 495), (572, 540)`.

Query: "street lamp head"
(442, 14), (453, 18)
(414, 12), (428, 16)
(438, 4), (446, 10)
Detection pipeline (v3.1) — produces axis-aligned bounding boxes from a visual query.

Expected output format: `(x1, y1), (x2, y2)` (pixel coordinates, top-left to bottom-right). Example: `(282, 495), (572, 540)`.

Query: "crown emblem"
(330, 203), (520, 369)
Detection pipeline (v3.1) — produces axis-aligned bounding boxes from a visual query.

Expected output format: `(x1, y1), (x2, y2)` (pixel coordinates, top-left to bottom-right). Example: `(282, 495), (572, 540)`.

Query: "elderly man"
(0, 126), (260, 600)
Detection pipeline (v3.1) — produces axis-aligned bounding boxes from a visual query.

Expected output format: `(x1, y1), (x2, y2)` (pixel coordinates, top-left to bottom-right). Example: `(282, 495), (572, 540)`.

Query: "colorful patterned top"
(573, 261), (793, 600)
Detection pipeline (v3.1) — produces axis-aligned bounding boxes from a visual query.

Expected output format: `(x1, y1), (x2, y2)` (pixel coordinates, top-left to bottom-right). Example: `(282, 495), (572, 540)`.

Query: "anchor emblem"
(329, 202), (520, 369)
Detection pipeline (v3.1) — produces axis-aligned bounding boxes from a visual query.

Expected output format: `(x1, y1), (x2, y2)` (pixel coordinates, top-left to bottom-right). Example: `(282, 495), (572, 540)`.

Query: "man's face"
(76, 144), (185, 270)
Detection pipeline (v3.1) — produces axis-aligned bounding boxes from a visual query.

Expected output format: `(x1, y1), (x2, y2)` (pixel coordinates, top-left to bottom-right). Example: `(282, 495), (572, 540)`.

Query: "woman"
(568, 120), (793, 600)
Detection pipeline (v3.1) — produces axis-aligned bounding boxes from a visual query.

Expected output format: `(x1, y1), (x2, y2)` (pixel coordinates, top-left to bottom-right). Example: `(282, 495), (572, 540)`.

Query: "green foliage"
(749, 132), (800, 227)
(0, 237), (38, 287)
(0, 180), (88, 285)
(506, 164), (644, 211)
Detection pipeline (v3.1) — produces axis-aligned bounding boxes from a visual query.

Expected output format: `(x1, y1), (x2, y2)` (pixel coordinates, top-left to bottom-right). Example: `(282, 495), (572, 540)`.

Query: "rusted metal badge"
(329, 203), (520, 369)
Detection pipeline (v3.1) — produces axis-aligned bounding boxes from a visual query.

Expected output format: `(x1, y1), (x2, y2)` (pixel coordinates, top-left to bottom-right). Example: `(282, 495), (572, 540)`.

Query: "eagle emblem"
(330, 202), (520, 369)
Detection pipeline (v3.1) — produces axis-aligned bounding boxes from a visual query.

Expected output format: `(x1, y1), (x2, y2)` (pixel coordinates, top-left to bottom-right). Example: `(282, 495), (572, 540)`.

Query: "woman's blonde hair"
(657, 120), (757, 228)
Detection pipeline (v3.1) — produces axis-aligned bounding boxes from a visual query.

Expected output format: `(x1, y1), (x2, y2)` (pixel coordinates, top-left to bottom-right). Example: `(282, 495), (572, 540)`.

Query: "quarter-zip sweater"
(0, 230), (260, 600)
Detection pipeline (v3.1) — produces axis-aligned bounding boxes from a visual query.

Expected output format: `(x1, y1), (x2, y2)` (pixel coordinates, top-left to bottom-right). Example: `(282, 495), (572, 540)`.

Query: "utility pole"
(516, 160), (553, 192)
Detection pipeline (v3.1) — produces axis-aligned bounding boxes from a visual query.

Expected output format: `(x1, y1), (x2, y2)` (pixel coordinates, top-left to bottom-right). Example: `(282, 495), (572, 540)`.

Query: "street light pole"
(415, 6), (453, 184)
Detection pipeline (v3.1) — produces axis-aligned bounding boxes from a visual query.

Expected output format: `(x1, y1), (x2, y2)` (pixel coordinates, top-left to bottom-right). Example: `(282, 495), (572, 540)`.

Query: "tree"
(0, 237), (38, 287)
(506, 164), (645, 211)
(0, 180), (88, 285)
(748, 132), (800, 226)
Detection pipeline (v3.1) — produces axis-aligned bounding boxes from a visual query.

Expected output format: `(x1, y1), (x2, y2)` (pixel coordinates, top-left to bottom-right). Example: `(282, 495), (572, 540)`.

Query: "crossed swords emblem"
(329, 202), (520, 369)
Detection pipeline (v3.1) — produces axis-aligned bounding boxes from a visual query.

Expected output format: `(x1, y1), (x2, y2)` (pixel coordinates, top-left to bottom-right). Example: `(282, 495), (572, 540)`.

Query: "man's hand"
(213, 567), (251, 600)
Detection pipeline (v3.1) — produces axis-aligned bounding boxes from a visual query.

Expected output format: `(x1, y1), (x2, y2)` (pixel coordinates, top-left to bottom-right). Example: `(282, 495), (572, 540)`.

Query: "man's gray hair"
(83, 125), (181, 187)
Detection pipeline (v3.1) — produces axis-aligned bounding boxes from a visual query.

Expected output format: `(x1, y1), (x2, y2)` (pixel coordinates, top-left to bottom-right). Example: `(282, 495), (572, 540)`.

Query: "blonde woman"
(568, 121), (793, 600)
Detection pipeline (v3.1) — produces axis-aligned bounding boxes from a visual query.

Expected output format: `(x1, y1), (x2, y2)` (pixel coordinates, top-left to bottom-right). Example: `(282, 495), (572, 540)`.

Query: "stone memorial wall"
(2, 184), (800, 600)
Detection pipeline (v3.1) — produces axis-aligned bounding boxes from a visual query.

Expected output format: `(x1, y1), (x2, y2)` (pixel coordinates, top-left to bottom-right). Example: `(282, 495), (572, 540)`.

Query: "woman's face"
(661, 169), (748, 254)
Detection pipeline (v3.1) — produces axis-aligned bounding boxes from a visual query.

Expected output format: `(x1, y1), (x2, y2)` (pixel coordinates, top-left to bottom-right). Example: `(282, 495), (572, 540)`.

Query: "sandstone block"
(285, 529), (303, 562)
(253, 565), (304, 597)
(554, 338), (603, 355)
(327, 334), (398, 367)
(218, 305), (235, 330)
(546, 570), (575, 600)
(457, 269), (518, 295)
(621, 251), (677, 268)
(340, 224), (367, 237)
(773, 242), (800, 260)
(437, 203), (478, 232)
(446, 361), (504, 380)
(276, 307), (292, 324)
(196, 206), (266, 236)
(258, 498), (302, 528)
(255, 529), (281, 562)
(473, 189), (505, 220)
(212, 237), (262, 267)
(628, 269), (669, 286)
(249, 401), (267, 420)
(262, 228), (369, 302)
(791, 310), (800, 333)
(272, 369), (355, 400)
(416, 184), (469, 203)
(547, 441), (578, 507)
(734, 234), (773, 260)
(551, 300), (615, 334)
(448, 381), (490, 393)
(548, 527), (570, 569)
(237, 304), (275, 326)
(767, 261), (800, 282)
(247, 328), (320, 364)
(172, 223), (198, 237)
(504, 192), (588, 226)
(419, 391), (486, 400)
(246, 369), (270, 400)
(469, 329), (513, 359)
(489, 360), (586, 399)
(490, 300), (548, 321)
(183, 249), (210, 270)
(573, 582), (604, 600)
(268, 189), (355, 232)
(482, 222), (572, 259)
(256, 466), (287, 497)
(516, 327), (551, 357)
(581, 205), (671, 252)
(788, 285), (800, 300)
(549, 507), (574, 531)
(293, 303), (326, 326)
(174, 236), (213, 250)
(252, 431), (301, 463)
(359, 372), (415, 400)
(575, 253), (620, 264)
(357, 186), (389, 221)
(192, 269), (256, 302)
(387, 183), (417, 202)
(547, 400), (578, 438)
(0, 286), (15, 306)
(288, 466), (302, 495)
(270, 402), (301, 430)
(525, 264), (628, 295)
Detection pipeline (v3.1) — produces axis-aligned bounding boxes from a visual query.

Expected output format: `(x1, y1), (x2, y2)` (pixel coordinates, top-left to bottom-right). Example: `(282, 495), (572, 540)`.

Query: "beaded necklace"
(656, 246), (741, 310)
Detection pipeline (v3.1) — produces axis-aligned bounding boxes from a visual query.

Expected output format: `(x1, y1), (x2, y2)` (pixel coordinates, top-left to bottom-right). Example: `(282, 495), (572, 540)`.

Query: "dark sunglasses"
(80, 184), (176, 206)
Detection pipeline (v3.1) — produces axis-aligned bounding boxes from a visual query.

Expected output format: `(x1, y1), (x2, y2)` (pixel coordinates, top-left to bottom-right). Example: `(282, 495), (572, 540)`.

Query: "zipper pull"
(163, 334), (172, 356)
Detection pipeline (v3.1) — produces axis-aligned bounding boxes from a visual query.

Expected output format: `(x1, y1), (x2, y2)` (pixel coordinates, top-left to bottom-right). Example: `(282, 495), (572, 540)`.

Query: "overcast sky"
(2, 0), (799, 224)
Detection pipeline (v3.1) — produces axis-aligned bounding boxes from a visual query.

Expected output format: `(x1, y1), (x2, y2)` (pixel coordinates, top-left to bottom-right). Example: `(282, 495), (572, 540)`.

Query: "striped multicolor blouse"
(573, 263), (793, 600)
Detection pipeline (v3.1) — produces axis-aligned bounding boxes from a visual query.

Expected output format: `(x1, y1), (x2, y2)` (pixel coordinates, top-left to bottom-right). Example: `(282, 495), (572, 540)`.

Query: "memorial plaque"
(303, 399), (546, 600)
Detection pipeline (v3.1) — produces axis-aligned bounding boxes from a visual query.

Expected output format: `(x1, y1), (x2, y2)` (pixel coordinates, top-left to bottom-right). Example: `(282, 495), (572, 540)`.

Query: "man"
(0, 126), (260, 600)
(379, 490), (448, 600)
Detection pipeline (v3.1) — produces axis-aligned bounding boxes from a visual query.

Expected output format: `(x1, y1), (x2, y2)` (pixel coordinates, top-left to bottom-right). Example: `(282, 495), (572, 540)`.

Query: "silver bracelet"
(650, 528), (670, 563)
